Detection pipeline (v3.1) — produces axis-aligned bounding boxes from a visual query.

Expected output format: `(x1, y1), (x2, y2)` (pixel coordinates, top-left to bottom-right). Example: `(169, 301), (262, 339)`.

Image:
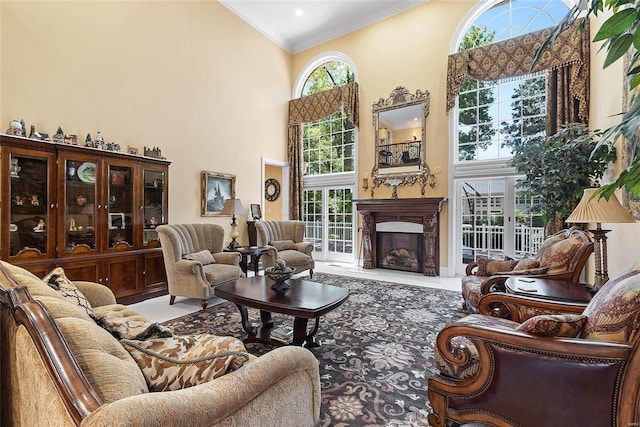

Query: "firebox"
(376, 232), (423, 273)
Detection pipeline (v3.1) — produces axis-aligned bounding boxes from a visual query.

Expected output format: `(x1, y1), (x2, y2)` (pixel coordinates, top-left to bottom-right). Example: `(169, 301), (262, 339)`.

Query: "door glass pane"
(9, 154), (49, 256)
(303, 190), (323, 254)
(327, 188), (353, 256)
(514, 183), (545, 256)
(461, 179), (505, 262)
(143, 170), (165, 245)
(108, 165), (134, 248)
(65, 159), (97, 252)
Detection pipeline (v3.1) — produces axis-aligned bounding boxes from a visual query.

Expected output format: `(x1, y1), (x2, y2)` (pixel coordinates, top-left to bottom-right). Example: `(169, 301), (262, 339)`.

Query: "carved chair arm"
(465, 262), (479, 276)
(478, 292), (588, 322)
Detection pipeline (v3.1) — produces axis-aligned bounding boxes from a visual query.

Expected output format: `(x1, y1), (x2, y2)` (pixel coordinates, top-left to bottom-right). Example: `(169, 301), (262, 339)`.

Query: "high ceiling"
(219, 0), (428, 54)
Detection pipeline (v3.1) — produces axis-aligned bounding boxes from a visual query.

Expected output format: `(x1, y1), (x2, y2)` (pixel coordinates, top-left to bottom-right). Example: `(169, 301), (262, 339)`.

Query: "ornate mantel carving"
(355, 198), (447, 276)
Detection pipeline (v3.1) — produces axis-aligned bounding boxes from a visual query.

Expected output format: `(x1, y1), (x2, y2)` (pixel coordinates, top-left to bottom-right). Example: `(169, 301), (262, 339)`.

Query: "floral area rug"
(162, 272), (465, 427)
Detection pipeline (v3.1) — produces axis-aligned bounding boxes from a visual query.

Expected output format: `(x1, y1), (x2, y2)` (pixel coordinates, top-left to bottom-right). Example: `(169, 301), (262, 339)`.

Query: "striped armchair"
(254, 220), (314, 278)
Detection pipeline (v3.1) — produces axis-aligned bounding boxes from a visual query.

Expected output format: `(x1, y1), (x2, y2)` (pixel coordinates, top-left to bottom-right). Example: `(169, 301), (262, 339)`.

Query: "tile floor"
(129, 261), (462, 323)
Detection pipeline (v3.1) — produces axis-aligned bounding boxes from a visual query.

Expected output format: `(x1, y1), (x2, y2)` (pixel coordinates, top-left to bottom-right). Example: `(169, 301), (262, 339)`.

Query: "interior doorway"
(261, 158), (289, 220)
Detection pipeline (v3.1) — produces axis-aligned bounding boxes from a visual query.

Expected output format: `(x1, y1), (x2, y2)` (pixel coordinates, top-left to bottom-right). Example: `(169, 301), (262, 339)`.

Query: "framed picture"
(250, 203), (262, 220)
(202, 171), (235, 216)
(108, 213), (125, 230)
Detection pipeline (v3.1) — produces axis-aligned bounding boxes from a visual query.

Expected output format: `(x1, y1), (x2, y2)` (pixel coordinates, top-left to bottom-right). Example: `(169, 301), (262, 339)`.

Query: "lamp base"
(227, 239), (241, 250)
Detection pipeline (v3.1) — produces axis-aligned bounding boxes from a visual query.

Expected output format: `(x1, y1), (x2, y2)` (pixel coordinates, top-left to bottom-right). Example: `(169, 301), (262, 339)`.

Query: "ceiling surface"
(219, 0), (428, 54)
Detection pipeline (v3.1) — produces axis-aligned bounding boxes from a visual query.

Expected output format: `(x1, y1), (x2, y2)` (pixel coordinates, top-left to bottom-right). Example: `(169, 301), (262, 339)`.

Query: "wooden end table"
(505, 277), (593, 303)
(224, 246), (269, 275)
(214, 275), (349, 347)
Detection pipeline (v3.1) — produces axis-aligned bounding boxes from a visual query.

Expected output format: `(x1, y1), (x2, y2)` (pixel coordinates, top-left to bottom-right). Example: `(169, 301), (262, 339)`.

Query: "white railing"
(462, 224), (545, 260)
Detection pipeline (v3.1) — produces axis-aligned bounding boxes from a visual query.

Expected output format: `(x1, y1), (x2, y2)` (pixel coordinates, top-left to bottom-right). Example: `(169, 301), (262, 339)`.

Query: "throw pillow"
(581, 263), (640, 343)
(184, 250), (216, 265)
(514, 258), (540, 271)
(93, 316), (173, 340)
(269, 240), (296, 251)
(516, 314), (587, 337)
(495, 267), (550, 276)
(121, 334), (251, 392)
(43, 267), (94, 316)
(476, 258), (518, 276)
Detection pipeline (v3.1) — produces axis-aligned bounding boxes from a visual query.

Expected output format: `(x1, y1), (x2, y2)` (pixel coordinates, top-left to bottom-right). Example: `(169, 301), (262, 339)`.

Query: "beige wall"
(0, 0), (292, 247)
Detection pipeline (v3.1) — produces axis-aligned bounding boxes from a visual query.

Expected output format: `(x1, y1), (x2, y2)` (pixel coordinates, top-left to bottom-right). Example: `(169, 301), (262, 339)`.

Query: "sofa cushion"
(581, 263), (640, 343)
(184, 249), (216, 265)
(121, 333), (251, 392)
(496, 267), (549, 276)
(203, 263), (242, 285)
(516, 314), (586, 337)
(277, 249), (312, 268)
(476, 258), (518, 277)
(270, 240), (296, 251)
(43, 267), (94, 316)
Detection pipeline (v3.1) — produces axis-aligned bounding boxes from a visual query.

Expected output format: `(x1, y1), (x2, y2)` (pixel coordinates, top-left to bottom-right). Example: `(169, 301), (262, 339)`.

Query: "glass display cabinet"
(1, 134), (170, 301)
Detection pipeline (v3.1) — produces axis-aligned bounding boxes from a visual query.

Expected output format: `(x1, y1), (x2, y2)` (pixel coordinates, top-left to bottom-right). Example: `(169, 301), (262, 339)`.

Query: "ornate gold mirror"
(371, 86), (431, 198)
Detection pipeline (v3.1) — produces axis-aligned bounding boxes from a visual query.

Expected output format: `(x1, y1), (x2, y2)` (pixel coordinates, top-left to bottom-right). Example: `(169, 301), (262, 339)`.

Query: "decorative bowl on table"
(265, 266), (295, 294)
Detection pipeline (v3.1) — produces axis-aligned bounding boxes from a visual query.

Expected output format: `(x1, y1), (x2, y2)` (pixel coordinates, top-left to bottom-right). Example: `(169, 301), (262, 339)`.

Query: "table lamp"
(566, 188), (635, 289)
(221, 198), (245, 250)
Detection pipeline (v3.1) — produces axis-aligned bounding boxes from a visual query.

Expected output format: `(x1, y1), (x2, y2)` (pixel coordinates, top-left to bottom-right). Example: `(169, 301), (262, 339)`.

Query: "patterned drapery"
(446, 21), (590, 130)
(287, 83), (359, 219)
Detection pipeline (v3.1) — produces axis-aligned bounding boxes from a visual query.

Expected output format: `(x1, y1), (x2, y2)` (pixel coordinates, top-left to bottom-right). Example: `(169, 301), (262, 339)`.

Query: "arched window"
(450, 0), (576, 274)
(292, 53), (359, 262)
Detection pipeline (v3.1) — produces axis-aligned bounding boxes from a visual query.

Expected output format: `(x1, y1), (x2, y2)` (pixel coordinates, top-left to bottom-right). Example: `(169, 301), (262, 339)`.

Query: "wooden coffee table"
(214, 275), (349, 347)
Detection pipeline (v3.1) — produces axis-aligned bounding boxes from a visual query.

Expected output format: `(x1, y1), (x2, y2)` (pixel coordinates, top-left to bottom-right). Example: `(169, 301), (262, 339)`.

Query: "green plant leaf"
(604, 33), (634, 67)
(594, 8), (638, 41)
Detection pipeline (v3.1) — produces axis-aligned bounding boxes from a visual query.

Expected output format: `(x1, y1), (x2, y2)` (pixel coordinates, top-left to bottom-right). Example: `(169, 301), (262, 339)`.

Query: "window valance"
(288, 82), (359, 126)
(446, 21), (590, 121)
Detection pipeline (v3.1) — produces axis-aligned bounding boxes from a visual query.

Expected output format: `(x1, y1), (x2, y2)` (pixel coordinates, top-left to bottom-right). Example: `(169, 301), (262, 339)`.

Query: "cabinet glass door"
(9, 153), (52, 257)
(143, 169), (166, 246)
(64, 158), (98, 253)
(108, 164), (134, 249)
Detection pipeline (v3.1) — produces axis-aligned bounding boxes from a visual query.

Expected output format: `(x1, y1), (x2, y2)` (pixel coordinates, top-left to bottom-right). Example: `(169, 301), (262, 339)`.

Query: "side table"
(224, 246), (269, 276)
(505, 277), (593, 303)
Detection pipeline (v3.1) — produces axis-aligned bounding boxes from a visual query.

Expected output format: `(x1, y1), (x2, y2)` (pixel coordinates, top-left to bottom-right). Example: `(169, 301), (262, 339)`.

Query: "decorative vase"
(265, 266), (295, 295)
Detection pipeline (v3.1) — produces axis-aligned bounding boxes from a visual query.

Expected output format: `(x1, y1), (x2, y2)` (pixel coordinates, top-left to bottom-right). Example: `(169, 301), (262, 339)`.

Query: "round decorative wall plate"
(265, 178), (280, 201)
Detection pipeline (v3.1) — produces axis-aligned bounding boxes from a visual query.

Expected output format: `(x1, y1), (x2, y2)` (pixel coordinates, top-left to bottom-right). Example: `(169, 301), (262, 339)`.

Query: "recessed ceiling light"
(295, 9), (303, 17)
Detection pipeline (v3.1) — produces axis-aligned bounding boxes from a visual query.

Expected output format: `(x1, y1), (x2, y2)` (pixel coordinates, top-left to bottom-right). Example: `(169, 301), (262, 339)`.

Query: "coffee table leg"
(260, 310), (273, 329)
(292, 317), (321, 347)
(235, 304), (256, 342)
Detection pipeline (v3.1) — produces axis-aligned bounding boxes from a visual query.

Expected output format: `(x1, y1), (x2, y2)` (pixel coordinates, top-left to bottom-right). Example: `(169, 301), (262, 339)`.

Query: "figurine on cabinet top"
(6, 120), (24, 136)
(52, 126), (65, 144)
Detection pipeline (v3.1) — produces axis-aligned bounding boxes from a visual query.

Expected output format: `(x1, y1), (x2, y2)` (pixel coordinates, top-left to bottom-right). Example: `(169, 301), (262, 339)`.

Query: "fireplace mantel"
(355, 198), (447, 276)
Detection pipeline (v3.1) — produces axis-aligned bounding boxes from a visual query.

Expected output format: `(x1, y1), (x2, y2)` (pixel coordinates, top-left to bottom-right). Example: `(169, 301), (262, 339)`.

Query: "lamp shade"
(221, 198), (245, 216)
(379, 128), (389, 140)
(566, 188), (635, 224)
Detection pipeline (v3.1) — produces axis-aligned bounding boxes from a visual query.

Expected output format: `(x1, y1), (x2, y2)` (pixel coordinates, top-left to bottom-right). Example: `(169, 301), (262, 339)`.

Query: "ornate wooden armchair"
(462, 226), (593, 313)
(429, 263), (640, 427)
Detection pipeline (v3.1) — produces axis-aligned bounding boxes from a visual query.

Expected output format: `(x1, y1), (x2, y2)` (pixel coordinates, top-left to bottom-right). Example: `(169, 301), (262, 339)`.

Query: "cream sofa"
(0, 261), (320, 426)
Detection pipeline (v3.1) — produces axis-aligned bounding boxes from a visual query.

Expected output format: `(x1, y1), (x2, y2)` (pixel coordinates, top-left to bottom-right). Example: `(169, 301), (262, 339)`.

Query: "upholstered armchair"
(157, 224), (243, 310)
(462, 226), (593, 313)
(254, 220), (314, 278)
(429, 263), (640, 427)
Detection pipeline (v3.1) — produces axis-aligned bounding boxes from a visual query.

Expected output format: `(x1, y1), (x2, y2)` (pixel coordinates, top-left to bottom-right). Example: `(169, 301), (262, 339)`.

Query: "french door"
(455, 177), (544, 275)
(303, 186), (355, 262)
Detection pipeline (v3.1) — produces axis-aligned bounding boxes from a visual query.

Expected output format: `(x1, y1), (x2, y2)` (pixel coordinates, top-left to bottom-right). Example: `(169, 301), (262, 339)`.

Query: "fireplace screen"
(376, 232), (423, 273)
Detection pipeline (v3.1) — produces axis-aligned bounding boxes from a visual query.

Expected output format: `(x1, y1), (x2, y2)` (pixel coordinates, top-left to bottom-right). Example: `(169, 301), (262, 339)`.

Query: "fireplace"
(355, 198), (446, 276)
(377, 231), (423, 272)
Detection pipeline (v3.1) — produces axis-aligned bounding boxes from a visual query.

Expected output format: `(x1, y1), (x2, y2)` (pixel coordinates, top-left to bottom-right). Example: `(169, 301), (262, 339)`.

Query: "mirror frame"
(370, 86), (431, 198)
